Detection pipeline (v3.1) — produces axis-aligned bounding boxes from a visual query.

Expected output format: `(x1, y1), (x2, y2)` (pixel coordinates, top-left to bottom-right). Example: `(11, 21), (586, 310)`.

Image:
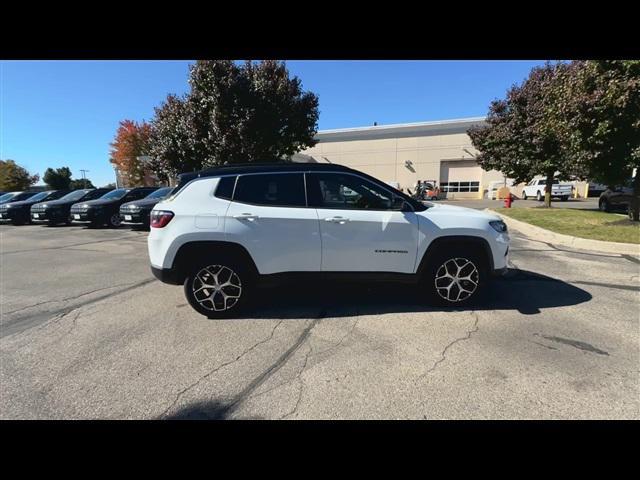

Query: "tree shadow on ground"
(239, 268), (592, 318)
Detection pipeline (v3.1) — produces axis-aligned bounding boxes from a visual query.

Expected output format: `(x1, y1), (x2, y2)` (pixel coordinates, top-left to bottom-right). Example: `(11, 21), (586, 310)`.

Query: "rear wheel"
(183, 257), (253, 319)
(522, 192), (528, 200)
(536, 191), (543, 201)
(422, 247), (488, 307)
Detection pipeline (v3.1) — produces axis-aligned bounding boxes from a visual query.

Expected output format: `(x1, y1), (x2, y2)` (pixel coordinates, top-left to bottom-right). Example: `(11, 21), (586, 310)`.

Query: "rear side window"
(234, 173), (306, 207)
(215, 176), (237, 200)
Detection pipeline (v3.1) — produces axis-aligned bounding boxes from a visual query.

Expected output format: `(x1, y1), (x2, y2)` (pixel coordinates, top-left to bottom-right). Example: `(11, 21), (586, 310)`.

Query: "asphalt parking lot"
(1, 221), (639, 419)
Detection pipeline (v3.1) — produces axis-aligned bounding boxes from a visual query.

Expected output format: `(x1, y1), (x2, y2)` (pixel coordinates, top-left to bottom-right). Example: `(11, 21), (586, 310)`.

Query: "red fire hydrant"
(504, 194), (513, 208)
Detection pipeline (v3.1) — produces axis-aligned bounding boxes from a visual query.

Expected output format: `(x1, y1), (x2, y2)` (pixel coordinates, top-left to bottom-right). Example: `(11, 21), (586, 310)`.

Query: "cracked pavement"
(1, 223), (638, 419)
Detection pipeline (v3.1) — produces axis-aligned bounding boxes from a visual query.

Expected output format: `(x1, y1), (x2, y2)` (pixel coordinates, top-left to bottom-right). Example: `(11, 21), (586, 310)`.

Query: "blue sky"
(2, 60), (545, 187)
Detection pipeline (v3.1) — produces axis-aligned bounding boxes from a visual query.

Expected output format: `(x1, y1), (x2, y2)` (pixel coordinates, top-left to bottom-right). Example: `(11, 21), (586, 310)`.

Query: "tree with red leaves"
(109, 120), (152, 187)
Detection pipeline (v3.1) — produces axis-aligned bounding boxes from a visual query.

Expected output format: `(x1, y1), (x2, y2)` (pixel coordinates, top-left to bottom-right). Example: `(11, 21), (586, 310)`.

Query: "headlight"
(489, 220), (508, 233)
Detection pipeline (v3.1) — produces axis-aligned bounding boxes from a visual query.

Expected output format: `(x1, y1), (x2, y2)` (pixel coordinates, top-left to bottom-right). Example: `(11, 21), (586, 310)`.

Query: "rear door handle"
(234, 213), (259, 221)
(325, 216), (349, 224)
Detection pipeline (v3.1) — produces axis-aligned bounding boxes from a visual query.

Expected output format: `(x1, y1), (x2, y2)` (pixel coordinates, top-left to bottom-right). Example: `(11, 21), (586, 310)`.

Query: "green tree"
(148, 60), (319, 178)
(148, 94), (200, 183)
(558, 60), (640, 220)
(69, 178), (95, 189)
(0, 159), (39, 191)
(43, 166), (73, 190)
(468, 62), (579, 207)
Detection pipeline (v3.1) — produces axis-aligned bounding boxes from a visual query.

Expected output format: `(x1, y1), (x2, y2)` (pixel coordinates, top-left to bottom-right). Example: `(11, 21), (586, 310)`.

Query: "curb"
(487, 209), (640, 256)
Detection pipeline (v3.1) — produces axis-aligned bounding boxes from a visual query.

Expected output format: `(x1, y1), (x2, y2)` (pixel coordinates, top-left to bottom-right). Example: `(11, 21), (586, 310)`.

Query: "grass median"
(494, 207), (640, 244)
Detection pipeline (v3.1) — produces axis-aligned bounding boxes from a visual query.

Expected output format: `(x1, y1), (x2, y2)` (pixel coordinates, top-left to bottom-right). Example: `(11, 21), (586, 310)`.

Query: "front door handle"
(325, 216), (349, 224)
(234, 213), (259, 221)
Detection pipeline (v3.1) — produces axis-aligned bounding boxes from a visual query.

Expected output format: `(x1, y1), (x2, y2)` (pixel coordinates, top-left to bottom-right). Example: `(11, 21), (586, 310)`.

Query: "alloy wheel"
(434, 257), (479, 303)
(191, 265), (242, 312)
(110, 214), (122, 227)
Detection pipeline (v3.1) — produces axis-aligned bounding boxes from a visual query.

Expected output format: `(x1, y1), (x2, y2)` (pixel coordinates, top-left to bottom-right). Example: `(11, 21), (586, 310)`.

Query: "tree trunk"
(629, 171), (640, 221)
(544, 170), (554, 208)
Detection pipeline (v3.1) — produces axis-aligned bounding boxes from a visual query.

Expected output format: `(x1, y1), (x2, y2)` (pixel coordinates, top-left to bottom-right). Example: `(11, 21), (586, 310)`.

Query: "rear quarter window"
(214, 176), (237, 200)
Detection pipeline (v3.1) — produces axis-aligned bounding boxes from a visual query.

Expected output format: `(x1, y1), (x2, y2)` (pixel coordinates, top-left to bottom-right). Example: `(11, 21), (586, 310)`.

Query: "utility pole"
(79, 169), (89, 189)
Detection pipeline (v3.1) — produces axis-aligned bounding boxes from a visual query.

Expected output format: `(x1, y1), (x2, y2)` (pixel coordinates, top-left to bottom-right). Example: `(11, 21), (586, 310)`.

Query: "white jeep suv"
(148, 164), (510, 318)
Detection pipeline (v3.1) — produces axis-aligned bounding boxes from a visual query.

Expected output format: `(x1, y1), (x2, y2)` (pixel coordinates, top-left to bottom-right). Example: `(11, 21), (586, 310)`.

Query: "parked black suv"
(0, 190), (70, 225)
(599, 179), (638, 214)
(70, 187), (159, 228)
(31, 188), (114, 225)
(119, 187), (173, 229)
(0, 191), (38, 205)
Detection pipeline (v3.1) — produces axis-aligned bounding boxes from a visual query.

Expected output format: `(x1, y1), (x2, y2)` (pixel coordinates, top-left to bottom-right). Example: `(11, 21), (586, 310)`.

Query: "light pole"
(79, 169), (89, 189)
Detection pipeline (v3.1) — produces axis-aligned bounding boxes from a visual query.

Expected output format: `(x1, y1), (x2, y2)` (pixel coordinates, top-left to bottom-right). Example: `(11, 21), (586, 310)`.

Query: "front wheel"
(184, 259), (253, 319)
(108, 213), (122, 228)
(599, 199), (610, 212)
(422, 249), (487, 307)
(522, 192), (528, 200)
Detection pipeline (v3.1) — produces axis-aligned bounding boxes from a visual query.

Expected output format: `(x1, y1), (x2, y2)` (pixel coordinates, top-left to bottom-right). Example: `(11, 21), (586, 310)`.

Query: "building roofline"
(314, 116), (487, 142)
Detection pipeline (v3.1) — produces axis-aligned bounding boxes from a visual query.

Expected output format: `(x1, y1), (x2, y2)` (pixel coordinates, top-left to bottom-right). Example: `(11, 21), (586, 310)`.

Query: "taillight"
(150, 210), (174, 228)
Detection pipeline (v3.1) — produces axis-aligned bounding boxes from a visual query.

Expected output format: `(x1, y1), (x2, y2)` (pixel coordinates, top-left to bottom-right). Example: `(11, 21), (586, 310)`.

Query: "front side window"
(234, 173), (306, 207)
(125, 189), (151, 201)
(85, 189), (110, 200)
(59, 190), (90, 202)
(101, 189), (130, 200)
(146, 187), (173, 199)
(28, 191), (51, 202)
(307, 173), (396, 210)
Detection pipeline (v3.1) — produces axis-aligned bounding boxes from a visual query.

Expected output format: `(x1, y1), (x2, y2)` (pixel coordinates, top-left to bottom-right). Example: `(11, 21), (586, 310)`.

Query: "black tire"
(183, 256), (253, 319)
(421, 247), (488, 307)
(522, 192), (527, 200)
(599, 198), (610, 212)
(108, 213), (122, 228)
(536, 191), (543, 201)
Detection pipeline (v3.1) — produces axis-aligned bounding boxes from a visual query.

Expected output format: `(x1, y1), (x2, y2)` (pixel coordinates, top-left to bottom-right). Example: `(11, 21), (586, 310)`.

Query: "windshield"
(146, 187), (173, 199)
(100, 189), (130, 200)
(0, 193), (15, 202)
(59, 190), (90, 202)
(29, 191), (51, 202)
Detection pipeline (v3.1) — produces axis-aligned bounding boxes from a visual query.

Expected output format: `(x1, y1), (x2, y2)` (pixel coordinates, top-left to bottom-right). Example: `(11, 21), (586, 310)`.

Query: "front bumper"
(151, 265), (184, 285)
(120, 210), (148, 225)
(70, 210), (106, 224)
(31, 210), (69, 223)
(0, 209), (27, 222)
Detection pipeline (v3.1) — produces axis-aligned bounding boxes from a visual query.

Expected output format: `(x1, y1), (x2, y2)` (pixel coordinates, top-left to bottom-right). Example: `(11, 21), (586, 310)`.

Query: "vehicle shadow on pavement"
(163, 400), (262, 420)
(242, 268), (592, 318)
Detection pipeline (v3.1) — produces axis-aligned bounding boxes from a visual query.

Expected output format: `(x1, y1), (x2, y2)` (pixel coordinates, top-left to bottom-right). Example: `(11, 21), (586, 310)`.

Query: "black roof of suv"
(173, 162), (426, 211)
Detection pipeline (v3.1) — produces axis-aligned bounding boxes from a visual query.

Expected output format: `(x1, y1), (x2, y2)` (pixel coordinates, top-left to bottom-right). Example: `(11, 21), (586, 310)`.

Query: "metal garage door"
(440, 160), (481, 195)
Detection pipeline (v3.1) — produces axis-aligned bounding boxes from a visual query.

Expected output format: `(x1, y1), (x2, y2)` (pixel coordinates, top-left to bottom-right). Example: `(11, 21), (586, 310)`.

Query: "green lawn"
(495, 207), (640, 244)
